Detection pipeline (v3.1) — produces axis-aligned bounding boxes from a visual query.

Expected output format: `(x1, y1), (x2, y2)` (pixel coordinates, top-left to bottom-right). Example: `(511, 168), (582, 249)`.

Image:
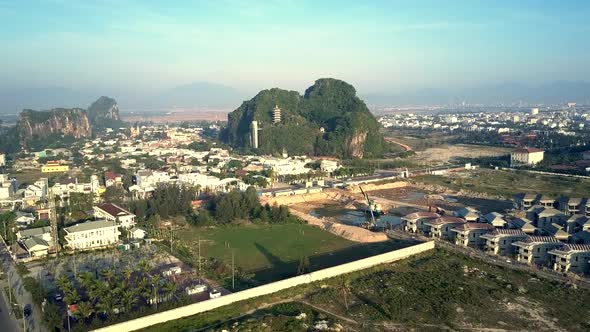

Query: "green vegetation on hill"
(223, 78), (385, 158)
(87, 96), (125, 128)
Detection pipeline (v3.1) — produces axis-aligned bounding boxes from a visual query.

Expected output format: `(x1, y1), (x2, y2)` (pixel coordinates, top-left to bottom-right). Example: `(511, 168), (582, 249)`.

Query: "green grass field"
(144, 249), (590, 332)
(415, 169), (590, 198)
(172, 223), (411, 285)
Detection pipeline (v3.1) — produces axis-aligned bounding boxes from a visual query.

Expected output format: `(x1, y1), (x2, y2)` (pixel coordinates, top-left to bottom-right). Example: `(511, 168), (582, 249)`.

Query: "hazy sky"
(1, 0), (589, 95)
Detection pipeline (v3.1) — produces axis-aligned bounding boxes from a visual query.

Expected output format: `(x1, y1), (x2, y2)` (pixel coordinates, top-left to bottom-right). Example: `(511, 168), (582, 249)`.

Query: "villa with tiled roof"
(512, 236), (564, 266)
(548, 244), (590, 274)
(480, 229), (528, 255)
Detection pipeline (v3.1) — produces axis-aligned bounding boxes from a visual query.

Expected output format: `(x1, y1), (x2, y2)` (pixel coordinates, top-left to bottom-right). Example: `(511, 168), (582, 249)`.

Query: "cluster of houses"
(14, 202), (145, 260)
(402, 193), (590, 276)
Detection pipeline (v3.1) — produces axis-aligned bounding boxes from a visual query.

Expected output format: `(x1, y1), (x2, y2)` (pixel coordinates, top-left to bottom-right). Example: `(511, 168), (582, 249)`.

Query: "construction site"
(261, 180), (513, 243)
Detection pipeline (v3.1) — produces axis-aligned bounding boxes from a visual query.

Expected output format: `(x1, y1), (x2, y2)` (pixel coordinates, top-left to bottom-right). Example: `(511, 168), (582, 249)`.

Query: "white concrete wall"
(92, 241), (435, 332)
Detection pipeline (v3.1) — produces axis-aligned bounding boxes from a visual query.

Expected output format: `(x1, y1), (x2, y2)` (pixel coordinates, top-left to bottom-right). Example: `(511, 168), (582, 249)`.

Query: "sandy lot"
(412, 144), (511, 164)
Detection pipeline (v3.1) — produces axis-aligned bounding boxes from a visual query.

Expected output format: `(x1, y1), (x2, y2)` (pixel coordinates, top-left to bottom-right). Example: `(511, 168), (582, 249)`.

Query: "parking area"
(22, 242), (225, 329)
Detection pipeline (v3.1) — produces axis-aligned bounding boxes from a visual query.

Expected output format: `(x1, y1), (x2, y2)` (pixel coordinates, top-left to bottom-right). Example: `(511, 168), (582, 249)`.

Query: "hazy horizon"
(1, 1), (590, 111)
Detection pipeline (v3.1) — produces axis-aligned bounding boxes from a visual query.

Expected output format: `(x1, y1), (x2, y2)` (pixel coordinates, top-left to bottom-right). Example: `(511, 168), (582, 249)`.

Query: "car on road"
(23, 304), (32, 317)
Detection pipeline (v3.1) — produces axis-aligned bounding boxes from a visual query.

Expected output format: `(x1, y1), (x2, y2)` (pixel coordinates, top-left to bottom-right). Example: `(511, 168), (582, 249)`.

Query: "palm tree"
(162, 281), (177, 303)
(101, 268), (115, 285)
(121, 288), (138, 314)
(64, 288), (80, 307)
(138, 259), (150, 276)
(122, 267), (133, 286)
(150, 275), (161, 308)
(77, 271), (95, 289)
(76, 301), (94, 323)
(95, 288), (115, 317)
(57, 276), (71, 292)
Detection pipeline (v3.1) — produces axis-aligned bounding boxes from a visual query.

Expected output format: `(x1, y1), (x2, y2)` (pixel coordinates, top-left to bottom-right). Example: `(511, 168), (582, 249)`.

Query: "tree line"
(190, 187), (296, 225)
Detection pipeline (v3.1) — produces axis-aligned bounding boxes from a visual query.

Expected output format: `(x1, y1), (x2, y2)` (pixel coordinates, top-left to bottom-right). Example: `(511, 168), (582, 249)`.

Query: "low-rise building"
(93, 203), (136, 228)
(104, 171), (123, 187)
(528, 206), (567, 229)
(41, 161), (69, 173)
(481, 229), (528, 255)
(548, 244), (590, 274)
(424, 216), (466, 240)
(452, 223), (495, 248)
(402, 212), (440, 233)
(510, 217), (537, 234)
(514, 193), (539, 210)
(512, 236), (563, 266)
(64, 220), (120, 250)
(129, 227), (147, 240)
(454, 207), (480, 222)
(559, 197), (586, 216)
(481, 212), (509, 228)
(16, 226), (53, 258)
(538, 195), (556, 208)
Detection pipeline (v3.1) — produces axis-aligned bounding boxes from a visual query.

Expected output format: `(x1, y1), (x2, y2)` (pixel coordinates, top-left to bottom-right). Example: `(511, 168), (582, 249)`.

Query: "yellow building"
(41, 161), (69, 173)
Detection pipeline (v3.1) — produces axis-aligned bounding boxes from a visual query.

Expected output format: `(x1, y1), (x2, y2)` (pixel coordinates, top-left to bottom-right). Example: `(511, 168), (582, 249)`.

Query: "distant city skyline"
(1, 0), (590, 110)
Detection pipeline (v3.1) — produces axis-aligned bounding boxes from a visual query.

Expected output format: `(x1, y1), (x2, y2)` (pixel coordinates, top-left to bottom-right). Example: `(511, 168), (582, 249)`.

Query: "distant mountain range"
(0, 82), (247, 114)
(1, 81), (589, 114)
(363, 81), (590, 106)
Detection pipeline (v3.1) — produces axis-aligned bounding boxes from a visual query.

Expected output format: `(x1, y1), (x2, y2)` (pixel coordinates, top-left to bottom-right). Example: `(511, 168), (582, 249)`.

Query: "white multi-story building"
(320, 160), (339, 173)
(0, 154), (5, 166)
(93, 203), (136, 228)
(64, 220), (120, 250)
(263, 157), (310, 176)
(51, 175), (101, 198)
(0, 174), (17, 199)
(510, 148), (545, 167)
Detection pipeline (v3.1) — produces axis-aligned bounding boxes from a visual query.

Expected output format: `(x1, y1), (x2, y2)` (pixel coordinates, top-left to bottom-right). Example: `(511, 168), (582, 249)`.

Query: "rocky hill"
(19, 108), (92, 141)
(87, 96), (123, 128)
(17, 96), (124, 147)
(224, 78), (385, 158)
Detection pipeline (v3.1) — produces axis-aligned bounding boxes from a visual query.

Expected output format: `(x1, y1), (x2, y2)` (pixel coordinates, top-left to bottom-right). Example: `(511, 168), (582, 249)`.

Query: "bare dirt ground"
(411, 144), (511, 164)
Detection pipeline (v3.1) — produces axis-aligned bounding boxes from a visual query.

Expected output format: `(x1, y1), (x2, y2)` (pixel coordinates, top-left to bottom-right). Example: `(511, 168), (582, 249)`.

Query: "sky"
(1, 0), (589, 98)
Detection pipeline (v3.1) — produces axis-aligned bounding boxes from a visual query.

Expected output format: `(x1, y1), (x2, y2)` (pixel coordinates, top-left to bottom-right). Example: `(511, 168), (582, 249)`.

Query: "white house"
(129, 227), (147, 240)
(15, 212), (36, 229)
(17, 226), (52, 257)
(93, 203), (136, 228)
(64, 220), (120, 250)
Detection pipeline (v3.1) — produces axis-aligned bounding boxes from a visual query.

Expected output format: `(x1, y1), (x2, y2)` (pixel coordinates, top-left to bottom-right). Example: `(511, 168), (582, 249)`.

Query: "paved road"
(0, 279), (20, 332)
(0, 237), (46, 332)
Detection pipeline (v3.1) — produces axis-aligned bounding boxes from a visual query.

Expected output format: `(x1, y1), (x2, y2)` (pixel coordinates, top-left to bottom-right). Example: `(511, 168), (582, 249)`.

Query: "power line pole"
(7, 272), (11, 305)
(198, 236), (201, 278)
(231, 249), (235, 290)
(22, 305), (25, 331)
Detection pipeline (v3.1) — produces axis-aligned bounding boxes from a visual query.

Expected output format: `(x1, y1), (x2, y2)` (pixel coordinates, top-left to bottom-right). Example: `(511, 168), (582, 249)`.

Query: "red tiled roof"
(96, 202), (131, 217)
